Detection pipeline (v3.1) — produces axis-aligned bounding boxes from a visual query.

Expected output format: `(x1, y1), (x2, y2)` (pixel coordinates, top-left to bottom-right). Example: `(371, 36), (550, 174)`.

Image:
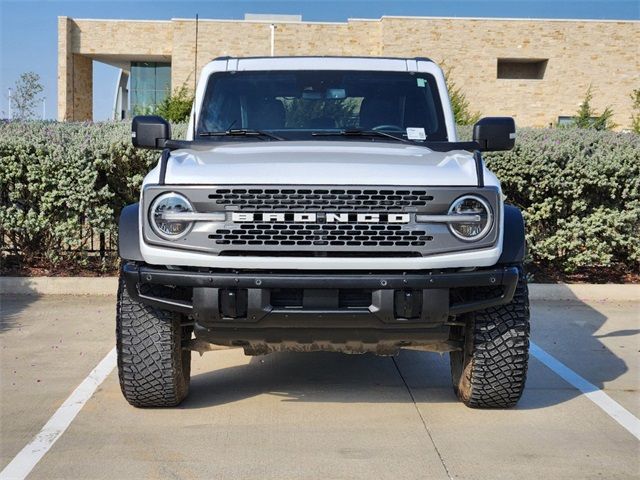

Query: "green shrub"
(0, 121), (186, 271)
(459, 126), (640, 273)
(573, 86), (616, 130)
(1, 121), (638, 275)
(156, 86), (194, 123)
(630, 88), (640, 134)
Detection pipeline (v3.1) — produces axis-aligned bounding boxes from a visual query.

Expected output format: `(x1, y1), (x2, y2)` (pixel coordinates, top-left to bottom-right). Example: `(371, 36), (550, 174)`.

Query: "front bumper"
(123, 262), (518, 325)
(123, 263), (518, 354)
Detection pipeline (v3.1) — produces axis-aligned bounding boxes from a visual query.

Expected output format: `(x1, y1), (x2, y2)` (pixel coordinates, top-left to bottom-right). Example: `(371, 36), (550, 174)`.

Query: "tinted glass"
(130, 62), (171, 116)
(197, 70), (447, 141)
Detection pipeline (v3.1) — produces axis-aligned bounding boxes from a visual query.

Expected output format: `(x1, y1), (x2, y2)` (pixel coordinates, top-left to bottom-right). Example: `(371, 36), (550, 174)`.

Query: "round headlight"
(447, 195), (492, 241)
(149, 192), (194, 240)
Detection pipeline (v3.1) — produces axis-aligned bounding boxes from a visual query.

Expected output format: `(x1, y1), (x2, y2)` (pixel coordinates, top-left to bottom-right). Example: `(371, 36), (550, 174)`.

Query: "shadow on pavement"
(0, 278), (41, 333)
(521, 289), (631, 406)
(183, 351), (427, 408)
(182, 287), (632, 411)
(594, 329), (639, 338)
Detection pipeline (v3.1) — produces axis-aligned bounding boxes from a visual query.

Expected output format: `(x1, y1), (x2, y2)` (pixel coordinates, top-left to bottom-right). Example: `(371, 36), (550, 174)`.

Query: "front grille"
(208, 188), (434, 211)
(142, 184), (501, 257)
(209, 224), (433, 247)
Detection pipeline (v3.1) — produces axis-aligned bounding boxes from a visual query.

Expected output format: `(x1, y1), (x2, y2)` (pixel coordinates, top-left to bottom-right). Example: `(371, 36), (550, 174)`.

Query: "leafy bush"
(156, 86), (194, 123)
(460, 126), (639, 273)
(572, 86), (616, 130)
(1, 121), (638, 276)
(0, 121), (185, 271)
(630, 88), (640, 134)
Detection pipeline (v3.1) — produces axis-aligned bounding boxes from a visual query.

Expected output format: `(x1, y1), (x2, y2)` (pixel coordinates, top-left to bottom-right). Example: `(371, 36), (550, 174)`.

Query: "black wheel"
(450, 266), (530, 408)
(116, 273), (191, 407)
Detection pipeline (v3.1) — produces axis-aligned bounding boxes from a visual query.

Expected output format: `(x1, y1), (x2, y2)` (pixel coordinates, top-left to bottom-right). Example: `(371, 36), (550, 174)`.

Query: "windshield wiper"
(199, 129), (285, 141)
(311, 128), (413, 144)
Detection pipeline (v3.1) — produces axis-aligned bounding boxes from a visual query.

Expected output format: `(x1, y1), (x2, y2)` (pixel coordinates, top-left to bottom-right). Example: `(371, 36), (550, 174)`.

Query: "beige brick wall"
(59, 16), (640, 128)
(69, 19), (173, 56)
(59, 18), (174, 120)
(170, 19), (383, 90)
(58, 18), (94, 121)
(71, 54), (93, 121)
(171, 20), (273, 90)
(378, 17), (639, 128)
(57, 17), (72, 121)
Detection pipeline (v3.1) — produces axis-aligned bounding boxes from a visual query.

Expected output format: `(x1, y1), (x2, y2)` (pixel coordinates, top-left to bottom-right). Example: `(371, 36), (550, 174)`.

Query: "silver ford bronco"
(118, 56), (529, 408)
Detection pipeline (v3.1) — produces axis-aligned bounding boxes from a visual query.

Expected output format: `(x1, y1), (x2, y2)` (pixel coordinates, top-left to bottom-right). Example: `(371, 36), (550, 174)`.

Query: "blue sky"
(1, 0), (638, 120)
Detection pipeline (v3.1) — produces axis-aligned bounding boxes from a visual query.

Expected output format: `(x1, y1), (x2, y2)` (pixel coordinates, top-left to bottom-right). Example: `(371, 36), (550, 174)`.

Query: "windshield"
(197, 70), (448, 142)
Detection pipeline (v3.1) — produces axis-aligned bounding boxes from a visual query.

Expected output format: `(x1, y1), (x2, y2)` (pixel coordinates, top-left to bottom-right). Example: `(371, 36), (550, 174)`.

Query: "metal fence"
(0, 224), (117, 259)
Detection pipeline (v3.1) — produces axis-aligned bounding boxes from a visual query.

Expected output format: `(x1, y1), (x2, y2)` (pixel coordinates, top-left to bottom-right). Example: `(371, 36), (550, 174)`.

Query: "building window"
(130, 62), (171, 115)
(557, 115), (605, 128)
(557, 116), (576, 126)
(497, 58), (548, 80)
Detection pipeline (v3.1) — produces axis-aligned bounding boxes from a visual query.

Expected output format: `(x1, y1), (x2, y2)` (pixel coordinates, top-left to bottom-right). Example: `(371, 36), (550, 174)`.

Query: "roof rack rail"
(209, 55), (437, 62)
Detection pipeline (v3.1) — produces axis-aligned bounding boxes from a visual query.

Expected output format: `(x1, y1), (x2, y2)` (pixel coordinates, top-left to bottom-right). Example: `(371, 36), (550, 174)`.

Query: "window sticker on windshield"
(416, 78), (426, 87)
(406, 127), (426, 140)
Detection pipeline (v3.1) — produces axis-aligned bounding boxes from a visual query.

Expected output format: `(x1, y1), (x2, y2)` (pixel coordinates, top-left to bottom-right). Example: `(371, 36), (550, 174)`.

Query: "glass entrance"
(130, 62), (171, 115)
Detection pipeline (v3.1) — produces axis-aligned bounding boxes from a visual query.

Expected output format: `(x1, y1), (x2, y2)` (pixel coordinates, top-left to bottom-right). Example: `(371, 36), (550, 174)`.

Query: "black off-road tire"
(450, 266), (530, 408)
(116, 275), (191, 408)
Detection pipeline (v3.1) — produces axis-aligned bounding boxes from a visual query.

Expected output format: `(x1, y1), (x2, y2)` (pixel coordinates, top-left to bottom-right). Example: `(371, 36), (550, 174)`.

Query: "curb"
(0, 277), (118, 296)
(1, 276), (638, 302)
(528, 284), (638, 302)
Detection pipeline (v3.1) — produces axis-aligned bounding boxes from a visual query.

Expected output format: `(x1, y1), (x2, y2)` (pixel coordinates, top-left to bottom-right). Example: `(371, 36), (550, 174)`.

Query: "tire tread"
(453, 268), (530, 408)
(116, 276), (190, 407)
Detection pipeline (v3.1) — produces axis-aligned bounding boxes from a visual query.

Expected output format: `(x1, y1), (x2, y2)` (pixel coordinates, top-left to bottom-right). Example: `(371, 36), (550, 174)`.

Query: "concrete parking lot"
(1, 293), (638, 479)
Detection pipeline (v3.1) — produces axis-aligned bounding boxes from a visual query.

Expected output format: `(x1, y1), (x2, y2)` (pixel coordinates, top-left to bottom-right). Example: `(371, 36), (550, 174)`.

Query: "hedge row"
(458, 126), (640, 274)
(0, 122), (183, 271)
(1, 121), (638, 275)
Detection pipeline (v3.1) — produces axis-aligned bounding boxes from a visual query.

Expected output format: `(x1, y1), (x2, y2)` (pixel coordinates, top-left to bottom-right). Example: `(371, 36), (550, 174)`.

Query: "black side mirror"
(473, 117), (515, 152)
(131, 116), (171, 149)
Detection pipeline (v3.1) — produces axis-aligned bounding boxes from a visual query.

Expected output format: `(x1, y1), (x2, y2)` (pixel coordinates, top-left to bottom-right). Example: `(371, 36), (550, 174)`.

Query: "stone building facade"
(58, 15), (639, 128)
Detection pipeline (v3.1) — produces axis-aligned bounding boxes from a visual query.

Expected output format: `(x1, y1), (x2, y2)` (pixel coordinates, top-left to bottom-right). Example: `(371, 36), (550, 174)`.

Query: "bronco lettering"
(230, 212), (411, 223)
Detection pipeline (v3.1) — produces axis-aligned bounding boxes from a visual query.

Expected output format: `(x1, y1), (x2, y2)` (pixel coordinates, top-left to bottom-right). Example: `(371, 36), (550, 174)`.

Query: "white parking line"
(2, 341), (638, 479)
(530, 341), (640, 440)
(0, 348), (117, 480)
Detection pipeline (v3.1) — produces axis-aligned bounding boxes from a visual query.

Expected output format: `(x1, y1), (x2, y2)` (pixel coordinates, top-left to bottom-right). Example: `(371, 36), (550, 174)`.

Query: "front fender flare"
(118, 203), (143, 261)
(498, 204), (526, 264)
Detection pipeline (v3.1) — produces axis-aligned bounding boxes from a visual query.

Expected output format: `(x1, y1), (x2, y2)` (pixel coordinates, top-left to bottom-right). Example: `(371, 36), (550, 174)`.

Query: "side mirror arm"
(158, 148), (170, 185)
(474, 150), (484, 188)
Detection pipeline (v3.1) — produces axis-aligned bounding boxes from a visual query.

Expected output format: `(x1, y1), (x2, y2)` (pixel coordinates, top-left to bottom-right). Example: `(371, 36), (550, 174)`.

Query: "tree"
(573, 85), (616, 130)
(156, 85), (194, 123)
(9, 72), (44, 120)
(630, 88), (640, 134)
(444, 67), (481, 126)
